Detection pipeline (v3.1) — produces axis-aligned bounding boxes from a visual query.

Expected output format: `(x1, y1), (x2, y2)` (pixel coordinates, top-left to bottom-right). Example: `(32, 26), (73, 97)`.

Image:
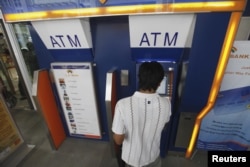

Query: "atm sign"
(129, 14), (196, 48)
(50, 35), (82, 48)
(139, 32), (178, 47)
(32, 19), (92, 49)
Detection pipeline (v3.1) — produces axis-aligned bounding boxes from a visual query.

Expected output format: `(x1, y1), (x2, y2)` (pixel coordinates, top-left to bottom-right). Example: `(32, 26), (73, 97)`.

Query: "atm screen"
(156, 76), (167, 95)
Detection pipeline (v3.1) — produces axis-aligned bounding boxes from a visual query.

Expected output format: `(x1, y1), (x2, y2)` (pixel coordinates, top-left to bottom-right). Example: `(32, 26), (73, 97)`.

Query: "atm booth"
(0, 0), (249, 165)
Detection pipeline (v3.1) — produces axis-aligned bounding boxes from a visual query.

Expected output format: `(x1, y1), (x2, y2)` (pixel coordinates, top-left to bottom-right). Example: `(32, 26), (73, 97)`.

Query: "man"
(112, 61), (171, 167)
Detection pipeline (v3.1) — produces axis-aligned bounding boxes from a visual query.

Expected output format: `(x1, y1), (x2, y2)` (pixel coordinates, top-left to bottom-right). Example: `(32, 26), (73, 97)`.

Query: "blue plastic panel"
(131, 48), (185, 62)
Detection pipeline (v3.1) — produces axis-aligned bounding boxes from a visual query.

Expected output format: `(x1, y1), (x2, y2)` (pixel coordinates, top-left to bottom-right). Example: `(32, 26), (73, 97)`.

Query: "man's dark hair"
(138, 61), (164, 91)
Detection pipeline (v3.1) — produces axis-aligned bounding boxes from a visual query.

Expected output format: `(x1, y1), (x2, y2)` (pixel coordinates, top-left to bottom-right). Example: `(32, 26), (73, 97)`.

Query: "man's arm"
(113, 133), (125, 145)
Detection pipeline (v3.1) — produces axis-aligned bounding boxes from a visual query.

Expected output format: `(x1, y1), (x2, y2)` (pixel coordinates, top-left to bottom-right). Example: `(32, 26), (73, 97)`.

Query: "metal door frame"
(0, 9), (36, 110)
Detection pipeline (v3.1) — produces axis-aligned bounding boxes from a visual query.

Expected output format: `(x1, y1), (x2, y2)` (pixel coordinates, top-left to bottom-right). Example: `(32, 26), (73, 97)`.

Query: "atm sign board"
(129, 14), (196, 48)
(32, 19), (92, 49)
(51, 62), (101, 139)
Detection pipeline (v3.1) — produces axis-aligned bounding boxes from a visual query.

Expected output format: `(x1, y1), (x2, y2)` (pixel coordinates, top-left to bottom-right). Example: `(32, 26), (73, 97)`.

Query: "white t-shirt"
(112, 91), (171, 167)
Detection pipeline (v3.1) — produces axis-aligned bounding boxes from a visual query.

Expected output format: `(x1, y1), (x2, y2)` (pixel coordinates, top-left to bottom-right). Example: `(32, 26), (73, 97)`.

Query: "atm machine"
(129, 13), (196, 156)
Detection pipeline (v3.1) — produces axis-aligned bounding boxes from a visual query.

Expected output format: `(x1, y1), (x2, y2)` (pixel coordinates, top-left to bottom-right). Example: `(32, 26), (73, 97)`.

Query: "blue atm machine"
(129, 13), (195, 156)
(0, 0), (248, 165)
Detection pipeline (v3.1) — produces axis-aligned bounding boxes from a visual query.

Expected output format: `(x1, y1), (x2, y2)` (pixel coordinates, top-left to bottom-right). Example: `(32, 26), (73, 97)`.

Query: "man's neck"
(139, 89), (156, 94)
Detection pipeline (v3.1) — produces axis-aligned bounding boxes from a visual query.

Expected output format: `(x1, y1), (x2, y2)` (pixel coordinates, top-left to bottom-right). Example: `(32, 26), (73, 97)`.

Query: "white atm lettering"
(50, 35), (81, 48)
(139, 32), (178, 47)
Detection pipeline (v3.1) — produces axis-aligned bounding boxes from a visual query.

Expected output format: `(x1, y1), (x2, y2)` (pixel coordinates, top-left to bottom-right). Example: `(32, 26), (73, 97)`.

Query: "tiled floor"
(2, 97), (208, 167)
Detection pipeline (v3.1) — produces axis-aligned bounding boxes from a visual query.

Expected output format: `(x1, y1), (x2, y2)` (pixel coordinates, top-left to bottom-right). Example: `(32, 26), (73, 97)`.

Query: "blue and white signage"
(129, 14), (196, 48)
(197, 41), (250, 151)
(51, 62), (101, 139)
(32, 19), (92, 49)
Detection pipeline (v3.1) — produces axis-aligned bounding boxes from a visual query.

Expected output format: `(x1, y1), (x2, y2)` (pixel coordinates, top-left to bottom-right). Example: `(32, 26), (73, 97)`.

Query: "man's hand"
(113, 133), (125, 145)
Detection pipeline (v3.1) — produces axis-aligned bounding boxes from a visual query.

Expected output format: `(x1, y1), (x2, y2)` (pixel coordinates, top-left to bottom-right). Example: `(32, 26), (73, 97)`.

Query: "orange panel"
(37, 70), (66, 149)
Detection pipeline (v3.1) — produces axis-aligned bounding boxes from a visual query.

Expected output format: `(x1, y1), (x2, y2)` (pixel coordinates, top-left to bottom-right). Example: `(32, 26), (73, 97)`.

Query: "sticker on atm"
(213, 86), (250, 115)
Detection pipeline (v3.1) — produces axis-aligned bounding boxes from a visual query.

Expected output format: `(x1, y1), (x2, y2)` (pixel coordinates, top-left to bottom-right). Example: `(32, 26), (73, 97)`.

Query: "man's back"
(112, 61), (171, 167)
(112, 91), (171, 166)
